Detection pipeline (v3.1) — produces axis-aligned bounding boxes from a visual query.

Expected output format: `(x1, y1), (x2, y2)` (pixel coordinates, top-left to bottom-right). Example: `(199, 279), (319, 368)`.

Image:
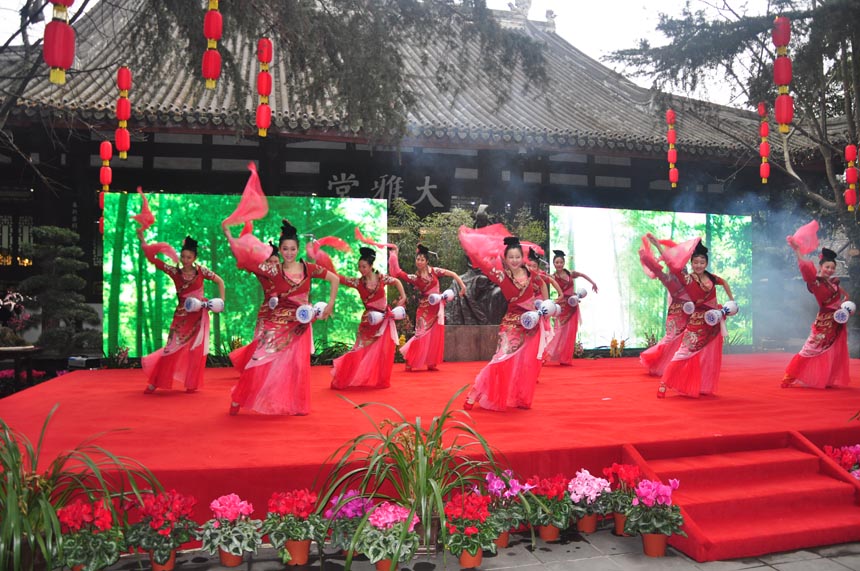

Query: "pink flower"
(209, 493), (253, 522)
(367, 502), (419, 532)
(568, 469), (611, 505)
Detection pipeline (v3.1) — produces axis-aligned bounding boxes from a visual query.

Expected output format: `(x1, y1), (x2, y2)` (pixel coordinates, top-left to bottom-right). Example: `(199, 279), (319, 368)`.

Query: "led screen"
(103, 193), (387, 358)
(549, 206), (752, 349)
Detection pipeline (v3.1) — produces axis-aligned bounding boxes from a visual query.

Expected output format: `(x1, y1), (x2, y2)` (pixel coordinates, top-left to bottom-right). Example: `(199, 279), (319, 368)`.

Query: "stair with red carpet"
(639, 434), (860, 562)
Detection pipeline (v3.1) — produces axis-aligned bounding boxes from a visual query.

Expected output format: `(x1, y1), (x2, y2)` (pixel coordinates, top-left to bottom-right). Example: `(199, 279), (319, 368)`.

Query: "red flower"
(528, 474), (568, 500)
(267, 489), (317, 518)
(464, 526), (478, 536)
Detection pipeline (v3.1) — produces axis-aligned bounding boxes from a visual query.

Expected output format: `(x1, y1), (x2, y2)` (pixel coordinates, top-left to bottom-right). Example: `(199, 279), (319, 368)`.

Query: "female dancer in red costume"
(388, 243), (466, 372)
(460, 230), (549, 411)
(227, 220), (339, 415)
(229, 239), (279, 372)
(330, 247), (407, 389)
(544, 249), (598, 366)
(658, 242), (734, 398)
(638, 235), (693, 376)
(782, 244), (850, 388)
(138, 231), (225, 394)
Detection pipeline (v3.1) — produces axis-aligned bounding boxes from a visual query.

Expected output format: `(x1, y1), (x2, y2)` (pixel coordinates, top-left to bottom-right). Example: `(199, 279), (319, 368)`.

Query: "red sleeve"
(338, 274), (359, 289)
(306, 262), (326, 279)
(798, 259), (817, 284)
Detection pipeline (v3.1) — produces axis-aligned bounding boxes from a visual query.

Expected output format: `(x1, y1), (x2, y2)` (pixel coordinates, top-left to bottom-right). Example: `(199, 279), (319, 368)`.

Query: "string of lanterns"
(256, 38), (273, 137)
(202, 0), (223, 89)
(666, 109), (678, 189)
(42, 0), (75, 85)
(757, 102), (770, 184)
(772, 16), (793, 135)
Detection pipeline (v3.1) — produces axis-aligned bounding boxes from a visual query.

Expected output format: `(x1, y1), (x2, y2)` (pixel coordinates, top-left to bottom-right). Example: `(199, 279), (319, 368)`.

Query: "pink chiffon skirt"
(331, 322), (396, 389)
(231, 327), (312, 415)
(661, 334), (723, 397)
(471, 329), (542, 411)
(400, 321), (445, 370)
(785, 326), (849, 388)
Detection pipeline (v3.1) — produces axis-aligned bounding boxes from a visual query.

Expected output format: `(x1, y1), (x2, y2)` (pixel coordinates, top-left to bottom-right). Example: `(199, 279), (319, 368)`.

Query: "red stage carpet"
(3, 353), (860, 562)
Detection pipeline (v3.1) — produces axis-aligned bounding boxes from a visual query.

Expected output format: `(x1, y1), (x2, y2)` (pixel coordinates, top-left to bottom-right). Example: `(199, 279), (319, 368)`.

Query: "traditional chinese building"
(0, 2), (826, 312)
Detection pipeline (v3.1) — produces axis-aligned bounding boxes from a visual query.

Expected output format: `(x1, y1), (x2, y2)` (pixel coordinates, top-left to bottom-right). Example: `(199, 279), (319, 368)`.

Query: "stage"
(3, 353), (860, 562)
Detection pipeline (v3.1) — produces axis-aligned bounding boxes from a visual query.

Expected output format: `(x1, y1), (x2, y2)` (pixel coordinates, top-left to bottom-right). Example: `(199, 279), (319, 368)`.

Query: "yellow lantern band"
(119, 120), (127, 128)
(208, 0), (219, 9)
(669, 162), (675, 168)
(258, 128), (268, 137)
(762, 157), (768, 163)
(120, 151), (128, 159)
(52, 4), (68, 21)
(260, 95), (269, 105)
(120, 89), (129, 98)
(778, 123), (790, 134)
(261, 62), (269, 72)
(849, 205), (855, 212)
(762, 178), (768, 184)
(207, 39), (218, 49)
(102, 184), (109, 191)
(102, 160), (109, 167)
(777, 46), (787, 56)
(671, 183), (677, 188)
(205, 79), (217, 89)
(49, 68), (66, 85)
(778, 85), (790, 95)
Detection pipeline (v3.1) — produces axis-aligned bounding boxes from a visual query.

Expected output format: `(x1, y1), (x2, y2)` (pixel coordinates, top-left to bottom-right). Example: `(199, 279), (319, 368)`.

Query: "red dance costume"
(231, 260), (328, 415)
(660, 269), (726, 397)
(638, 248), (691, 376)
(330, 273), (398, 389)
(141, 256), (217, 391)
(783, 258), (850, 388)
(229, 272), (277, 372)
(544, 270), (580, 365)
(390, 264), (447, 370)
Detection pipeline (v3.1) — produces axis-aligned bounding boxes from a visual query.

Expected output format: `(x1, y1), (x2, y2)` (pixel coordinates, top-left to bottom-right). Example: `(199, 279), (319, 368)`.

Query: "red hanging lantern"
(99, 191), (105, 210)
(115, 128), (130, 160)
(99, 140), (112, 191)
(760, 162), (771, 181)
(99, 166), (112, 188)
(116, 98), (131, 125)
(772, 16), (793, 134)
(43, 1), (76, 85)
(256, 37), (274, 137)
(256, 104), (272, 137)
(845, 145), (858, 211)
(202, 49), (222, 90)
(666, 108), (678, 188)
(99, 216), (104, 236)
(202, 0), (222, 89)
(117, 66), (131, 94)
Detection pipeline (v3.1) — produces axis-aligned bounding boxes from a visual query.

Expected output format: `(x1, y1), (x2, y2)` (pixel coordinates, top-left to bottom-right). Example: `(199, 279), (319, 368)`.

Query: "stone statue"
(445, 205), (507, 325)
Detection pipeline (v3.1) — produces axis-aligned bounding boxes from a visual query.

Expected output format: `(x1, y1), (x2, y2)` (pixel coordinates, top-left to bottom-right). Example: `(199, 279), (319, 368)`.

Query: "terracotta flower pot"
(538, 524), (560, 541)
(459, 549), (483, 568)
(494, 530), (510, 548)
(375, 558), (398, 571)
(642, 532), (668, 557)
(285, 539), (311, 566)
(150, 549), (176, 571)
(576, 513), (598, 534)
(219, 548), (244, 567)
(613, 513), (630, 536)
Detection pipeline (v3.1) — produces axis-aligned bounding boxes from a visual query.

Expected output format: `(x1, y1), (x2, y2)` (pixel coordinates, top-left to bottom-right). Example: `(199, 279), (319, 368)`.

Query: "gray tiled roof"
(0, 2), (826, 158)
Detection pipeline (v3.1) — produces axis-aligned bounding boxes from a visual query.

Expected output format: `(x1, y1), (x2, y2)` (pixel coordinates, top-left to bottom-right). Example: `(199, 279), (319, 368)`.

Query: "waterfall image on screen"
(549, 205), (752, 349)
(102, 193), (387, 358)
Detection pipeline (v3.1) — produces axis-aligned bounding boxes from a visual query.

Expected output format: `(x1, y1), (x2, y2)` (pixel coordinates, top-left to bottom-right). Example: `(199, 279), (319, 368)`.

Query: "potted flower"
(442, 491), (497, 568)
(261, 489), (324, 566)
(56, 497), (125, 571)
(602, 462), (641, 535)
(355, 501), (420, 571)
(196, 493), (262, 567)
(125, 489), (197, 571)
(485, 470), (533, 547)
(623, 478), (687, 557)
(526, 474), (573, 541)
(567, 469), (611, 534)
(324, 489), (374, 555)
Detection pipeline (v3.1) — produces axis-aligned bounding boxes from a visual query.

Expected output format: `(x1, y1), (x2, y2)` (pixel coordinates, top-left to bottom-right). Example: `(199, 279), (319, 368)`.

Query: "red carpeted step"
(677, 472), (856, 519)
(649, 447), (821, 486)
(676, 502), (860, 561)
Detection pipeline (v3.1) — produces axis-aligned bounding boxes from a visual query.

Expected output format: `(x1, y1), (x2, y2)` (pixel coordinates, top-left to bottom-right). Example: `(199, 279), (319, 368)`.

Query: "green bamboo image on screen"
(549, 205), (752, 349)
(102, 193), (388, 358)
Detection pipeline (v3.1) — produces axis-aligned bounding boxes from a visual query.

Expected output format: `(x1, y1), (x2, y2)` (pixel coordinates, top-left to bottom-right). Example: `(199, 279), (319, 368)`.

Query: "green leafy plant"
(484, 471), (531, 532)
(623, 479), (687, 537)
(197, 493), (262, 557)
(261, 489), (325, 564)
(56, 497), (125, 571)
(318, 386), (500, 556)
(0, 404), (160, 571)
(601, 463), (641, 515)
(322, 490), (374, 552)
(125, 490), (197, 565)
(567, 469), (611, 518)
